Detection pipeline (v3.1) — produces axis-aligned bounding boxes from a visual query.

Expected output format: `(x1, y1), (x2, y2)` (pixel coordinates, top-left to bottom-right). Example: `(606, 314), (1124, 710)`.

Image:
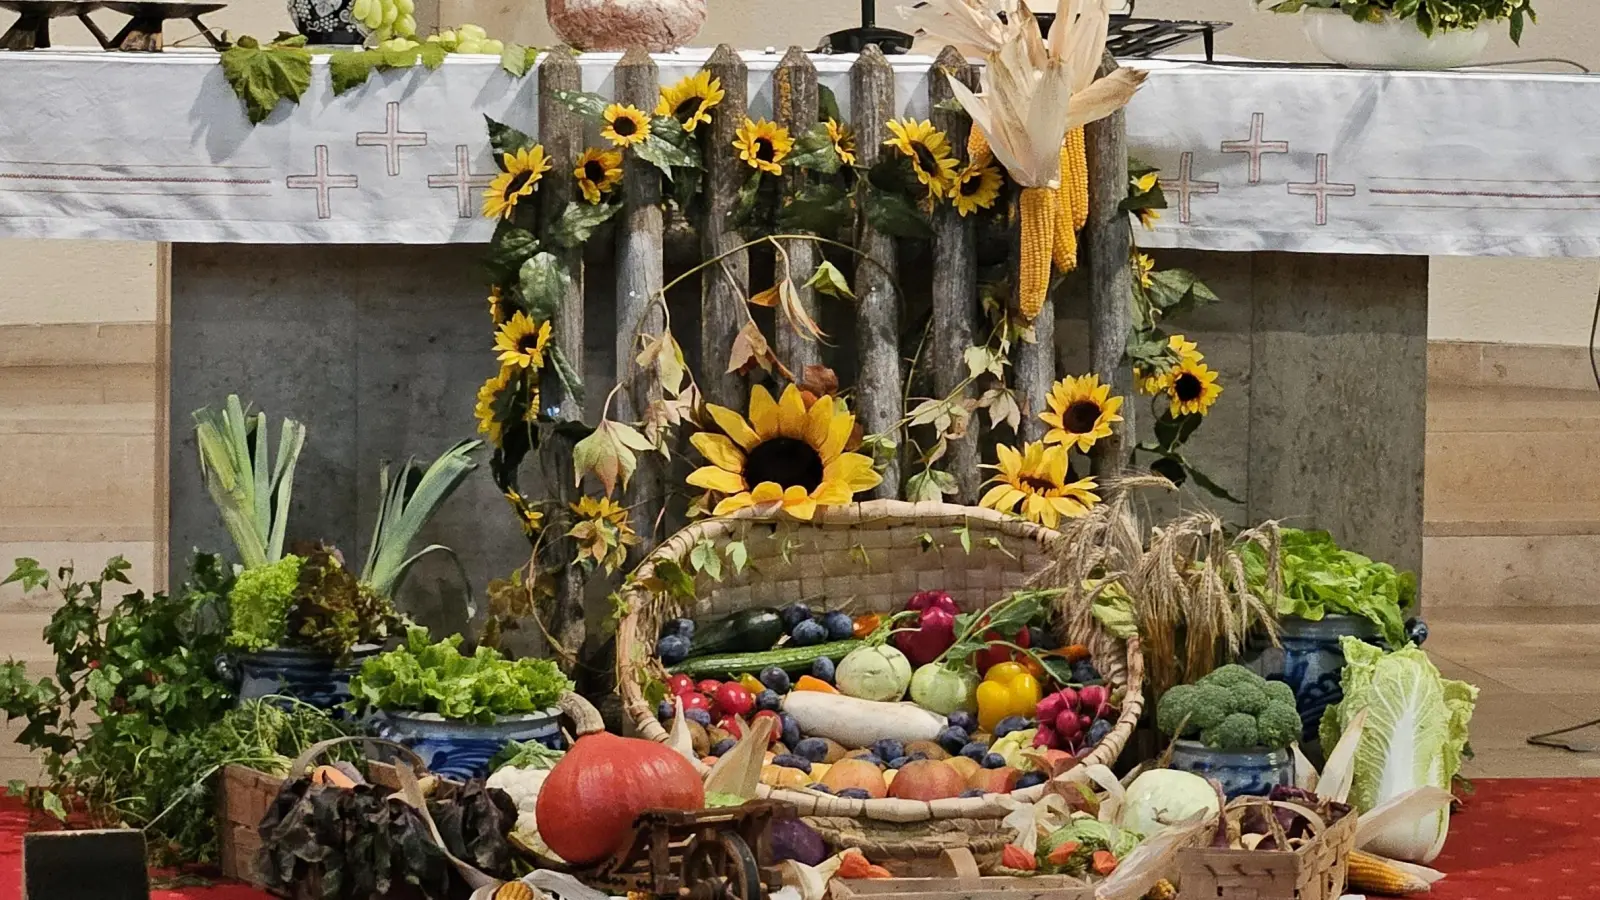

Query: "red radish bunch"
(1033, 684), (1115, 754)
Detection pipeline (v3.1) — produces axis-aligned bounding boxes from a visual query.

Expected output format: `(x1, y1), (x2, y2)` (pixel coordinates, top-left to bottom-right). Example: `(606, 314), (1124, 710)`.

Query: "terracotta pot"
(546, 0), (707, 52)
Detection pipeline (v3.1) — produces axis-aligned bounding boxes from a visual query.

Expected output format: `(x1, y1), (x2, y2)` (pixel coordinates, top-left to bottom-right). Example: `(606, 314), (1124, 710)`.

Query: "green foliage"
(1157, 665), (1301, 751)
(1257, 0), (1535, 42)
(193, 395), (306, 568)
(220, 35), (313, 125)
(1242, 528), (1413, 647)
(360, 440), (482, 601)
(227, 555), (304, 652)
(490, 738), (564, 772)
(350, 628), (573, 723)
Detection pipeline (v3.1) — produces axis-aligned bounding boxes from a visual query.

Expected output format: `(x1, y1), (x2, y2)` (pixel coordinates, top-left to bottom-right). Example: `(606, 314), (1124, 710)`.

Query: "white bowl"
(1301, 7), (1490, 70)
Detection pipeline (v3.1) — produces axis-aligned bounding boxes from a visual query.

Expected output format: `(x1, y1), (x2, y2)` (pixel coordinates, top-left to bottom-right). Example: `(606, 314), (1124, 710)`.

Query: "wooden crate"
(1176, 811), (1358, 900)
(828, 848), (1093, 900)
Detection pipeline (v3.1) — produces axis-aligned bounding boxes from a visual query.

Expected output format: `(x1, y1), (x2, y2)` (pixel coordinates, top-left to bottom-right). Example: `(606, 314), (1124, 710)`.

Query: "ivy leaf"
(690, 539), (723, 581)
(548, 200), (621, 249)
(327, 49), (379, 95)
(906, 468), (957, 503)
(2, 559), (48, 592)
(418, 41), (447, 70)
(635, 330), (688, 398)
(964, 345), (1006, 379)
(485, 115), (535, 159)
(572, 420), (653, 494)
(787, 123), (841, 174)
(485, 224), (539, 280)
(551, 89), (609, 120)
(220, 36), (313, 124)
(635, 133), (697, 178)
(804, 260), (854, 300)
(817, 85), (842, 124)
(725, 540), (748, 574)
(519, 252), (571, 322)
(778, 183), (851, 237)
(865, 185), (935, 240)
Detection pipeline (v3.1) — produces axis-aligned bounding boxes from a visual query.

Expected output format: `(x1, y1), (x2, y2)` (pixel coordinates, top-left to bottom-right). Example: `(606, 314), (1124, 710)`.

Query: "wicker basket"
(1178, 804), (1358, 900)
(616, 499), (1146, 825)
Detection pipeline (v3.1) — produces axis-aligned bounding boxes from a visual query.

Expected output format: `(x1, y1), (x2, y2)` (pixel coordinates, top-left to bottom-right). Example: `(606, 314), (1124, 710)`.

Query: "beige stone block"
(1423, 534), (1600, 608)
(0, 365), (156, 408)
(1427, 341), (1483, 388)
(0, 433), (155, 532)
(0, 323), (157, 368)
(1426, 428), (1600, 508)
(0, 242), (156, 325)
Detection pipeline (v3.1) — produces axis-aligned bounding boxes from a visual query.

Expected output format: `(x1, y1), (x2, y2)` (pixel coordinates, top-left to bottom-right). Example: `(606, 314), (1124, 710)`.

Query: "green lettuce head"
(1320, 636), (1477, 864)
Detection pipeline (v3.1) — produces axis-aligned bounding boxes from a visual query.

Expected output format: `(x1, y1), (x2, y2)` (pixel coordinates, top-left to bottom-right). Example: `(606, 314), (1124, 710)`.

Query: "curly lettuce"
(226, 555), (304, 651)
(350, 627), (572, 723)
(1245, 528), (1412, 647)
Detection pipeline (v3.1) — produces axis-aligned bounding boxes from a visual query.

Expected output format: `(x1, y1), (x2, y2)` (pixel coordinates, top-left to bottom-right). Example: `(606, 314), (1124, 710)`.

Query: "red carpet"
(0, 779), (1588, 898)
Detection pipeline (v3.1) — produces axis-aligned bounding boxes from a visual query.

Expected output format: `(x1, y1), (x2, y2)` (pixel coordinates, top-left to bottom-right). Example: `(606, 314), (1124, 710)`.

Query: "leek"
(193, 395), (305, 568)
(360, 439), (482, 601)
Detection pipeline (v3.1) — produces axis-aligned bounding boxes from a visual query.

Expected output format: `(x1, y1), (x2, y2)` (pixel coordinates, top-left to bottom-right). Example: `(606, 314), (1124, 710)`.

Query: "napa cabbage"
(1320, 637), (1477, 863)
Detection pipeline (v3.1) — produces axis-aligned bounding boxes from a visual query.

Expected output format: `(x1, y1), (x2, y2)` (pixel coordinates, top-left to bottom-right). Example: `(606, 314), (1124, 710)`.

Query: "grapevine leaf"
(419, 42), (447, 70)
(636, 331), (687, 398)
(220, 36), (313, 124)
(548, 200), (621, 249)
(485, 114), (535, 159)
(804, 260), (854, 299)
(980, 387), (1022, 434)
(964, 345), (1006, 379)
(327, 49), (379, 95)
(519, 252), (571, 322)
(690, 539), (723, 581)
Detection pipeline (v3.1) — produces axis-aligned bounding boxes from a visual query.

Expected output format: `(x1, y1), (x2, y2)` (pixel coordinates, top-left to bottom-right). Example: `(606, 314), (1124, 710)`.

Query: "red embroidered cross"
(285, 145), (358, 219)
(1170, 152), (1219, 224)
(357, 102), (428, 177)
(1287, 154), (1357, 226)
(428, 145), (497, 219)
(1221, 112), (1288, 185)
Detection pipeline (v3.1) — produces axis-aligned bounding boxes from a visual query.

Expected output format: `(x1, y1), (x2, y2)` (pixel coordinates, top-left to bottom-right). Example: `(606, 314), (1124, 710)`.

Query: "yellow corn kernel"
(1053, 145), (1079, 273)
(967, 127), (993, 168)
(1346, 850), (1430, 895)
(1018, 186), (1055, 321)
(1068, 126), (1089, 231)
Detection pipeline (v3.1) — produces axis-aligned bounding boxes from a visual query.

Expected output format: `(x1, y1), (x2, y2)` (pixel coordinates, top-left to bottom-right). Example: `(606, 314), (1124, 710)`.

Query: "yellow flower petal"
(782, 485), (817, 520)
(994, 443), (1023, 478)
(805, 396), (837, 459)
(819, 406), (855, 462)
(749, 385), (779, 439)
(687, 465), (746, 494)
(714, 493), (755, 516)
(811, 478), (854, 506)
(690, 431), (746, 473)
(707, 404), (761, 451)
(750, 482), (785, 504)
(776, 384), (808, 439)
(824, 453), (882, 493)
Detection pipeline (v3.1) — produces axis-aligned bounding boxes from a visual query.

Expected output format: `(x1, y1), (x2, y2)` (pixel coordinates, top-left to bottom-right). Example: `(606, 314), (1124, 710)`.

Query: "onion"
(535, 694), (705, 865)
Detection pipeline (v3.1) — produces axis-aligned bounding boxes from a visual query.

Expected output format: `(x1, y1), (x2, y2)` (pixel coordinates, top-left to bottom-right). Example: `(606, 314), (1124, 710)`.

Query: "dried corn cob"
(1053, 143), (1080, 272)
(1347, 850), (1431, 895)
(1067, 126), (1088, 231)
(1019, 186), (1055, 320)
(967, 127), (993, 168)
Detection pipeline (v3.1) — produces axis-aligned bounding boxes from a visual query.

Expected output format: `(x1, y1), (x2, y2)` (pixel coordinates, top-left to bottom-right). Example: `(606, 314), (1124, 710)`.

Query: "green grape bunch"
(425, 23), (503, 54)
(350, 0), (415, 41)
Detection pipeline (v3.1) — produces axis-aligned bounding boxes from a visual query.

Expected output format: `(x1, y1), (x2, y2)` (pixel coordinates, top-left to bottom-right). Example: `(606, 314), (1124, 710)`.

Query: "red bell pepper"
(894, 591), (959, 666)
(976, 621), (1031, 675)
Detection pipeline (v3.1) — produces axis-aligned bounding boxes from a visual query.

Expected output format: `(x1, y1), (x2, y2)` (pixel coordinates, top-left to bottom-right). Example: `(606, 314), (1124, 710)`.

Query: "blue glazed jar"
(375, 708), (565, 781)
(216, 645), (380, 711)
(1242, 614), (1380, 757)
(1168, 740), (1294, 799)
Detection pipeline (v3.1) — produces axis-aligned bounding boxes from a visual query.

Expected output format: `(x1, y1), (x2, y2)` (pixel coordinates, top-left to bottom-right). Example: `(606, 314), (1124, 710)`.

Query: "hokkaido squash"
(535, 693), (704, 865)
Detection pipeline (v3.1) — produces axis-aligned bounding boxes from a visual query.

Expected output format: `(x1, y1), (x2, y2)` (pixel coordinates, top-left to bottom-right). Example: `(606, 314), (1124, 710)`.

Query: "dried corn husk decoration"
(904, 0), (1145, 320)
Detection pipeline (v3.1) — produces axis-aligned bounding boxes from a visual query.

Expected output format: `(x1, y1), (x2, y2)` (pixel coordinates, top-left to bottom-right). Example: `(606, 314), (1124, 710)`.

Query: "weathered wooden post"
(928, 46), (981, 502)
(851, 45), (902, 497)
(1085, 52), (1133, 474)
(700, 45), (751, 408)
(774, 47), (822, 376)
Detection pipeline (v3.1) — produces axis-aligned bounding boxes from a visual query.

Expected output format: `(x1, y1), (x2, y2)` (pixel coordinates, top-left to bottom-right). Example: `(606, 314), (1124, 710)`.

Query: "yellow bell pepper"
(976, 662), (1042, 732)
(739, 674), (766, 696)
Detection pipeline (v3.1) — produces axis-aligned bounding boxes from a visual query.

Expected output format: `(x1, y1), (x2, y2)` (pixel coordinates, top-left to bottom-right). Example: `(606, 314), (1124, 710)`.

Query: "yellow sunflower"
(1134, 253), (1155, 288)
(687, 384), (881, 520)
(482, 145), (552, 220)
(1136, 334), (1203, 395)
(487, 285), (507, 324)
(1166, 358), (1223, 417)
(980, 442), (1101, 529)
(950, 161), (1002, 216)
(826, 119), (856, 167)
(1040, 374), (1124, 454)
(504, 489), (544, 537)
(602, 104), (652, 147)
(734, 118), (794, 176)
(574, 147), (623, 204)
(885, 119), (960, 198)
(1137, 206), (1161, 230)
(656, 71), (724, 133)
(1134, 172), (1159, 193)
(474, 367), (512, 445)
(494, 311), (552, 370)
(568, 494), (640, 571)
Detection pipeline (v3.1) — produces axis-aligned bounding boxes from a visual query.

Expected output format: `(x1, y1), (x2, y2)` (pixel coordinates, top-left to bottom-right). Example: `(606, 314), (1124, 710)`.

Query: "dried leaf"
(636, 331), (688, 398)
(800, 365), (839, 398)
(572, 419), (652, 494)
(981, 387), (1022, 433)
(727, 321), (779, 376)
(748, 284), (781, 308)
(778, 278), (827, 342)
(964, 345), (1007, 380)
(804, 260), (854, 300)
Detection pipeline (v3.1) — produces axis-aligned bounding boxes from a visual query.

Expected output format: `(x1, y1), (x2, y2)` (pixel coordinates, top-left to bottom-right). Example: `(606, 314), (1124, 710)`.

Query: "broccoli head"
(1157, 682), (1232, 736)
(1256, 701), (1304, 750)
(1198, 664), (1259, 690)
(1264, 679), (1297, 708)
(1228, 681), (1268, 716)
(1208, 712), (1260, 750)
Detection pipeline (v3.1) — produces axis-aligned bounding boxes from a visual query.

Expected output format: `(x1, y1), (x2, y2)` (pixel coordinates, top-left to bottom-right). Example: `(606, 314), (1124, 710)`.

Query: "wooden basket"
(827, 847), (1093, 900)
(805, 816), (1014, 878)
(616, 499), (1146, 824)
(1177, 806), (1358, 900)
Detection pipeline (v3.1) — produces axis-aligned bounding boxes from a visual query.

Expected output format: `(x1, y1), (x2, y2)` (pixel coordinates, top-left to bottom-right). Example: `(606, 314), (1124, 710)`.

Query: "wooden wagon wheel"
(679, 829), (762, 900)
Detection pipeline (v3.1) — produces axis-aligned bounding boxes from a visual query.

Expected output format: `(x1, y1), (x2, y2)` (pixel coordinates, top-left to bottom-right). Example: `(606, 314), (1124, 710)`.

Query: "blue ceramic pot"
(1168, 740), (1294, 799)
(375, 708), (564, 781)
(215, 645), (380, 711)
(1242, 614), (1380, 755)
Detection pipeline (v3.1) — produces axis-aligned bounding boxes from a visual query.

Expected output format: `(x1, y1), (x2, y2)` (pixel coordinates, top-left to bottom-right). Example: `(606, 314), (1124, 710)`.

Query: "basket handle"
(288, 735), (426, 781)
(939, 848), (982, 885)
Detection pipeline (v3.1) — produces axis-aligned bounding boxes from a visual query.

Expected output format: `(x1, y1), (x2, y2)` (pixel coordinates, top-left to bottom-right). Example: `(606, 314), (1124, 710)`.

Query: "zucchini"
(669, 639), (863, 678)
(688, 608), (785, 656)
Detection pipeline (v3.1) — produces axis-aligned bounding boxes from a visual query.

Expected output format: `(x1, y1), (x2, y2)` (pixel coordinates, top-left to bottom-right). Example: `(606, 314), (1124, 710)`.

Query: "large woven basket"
(616, 499), (1145, 824)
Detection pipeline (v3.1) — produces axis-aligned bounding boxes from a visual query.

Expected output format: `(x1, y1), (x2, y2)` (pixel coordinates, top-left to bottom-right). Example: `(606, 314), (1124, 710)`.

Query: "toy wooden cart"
(827, 848), (1093, 900)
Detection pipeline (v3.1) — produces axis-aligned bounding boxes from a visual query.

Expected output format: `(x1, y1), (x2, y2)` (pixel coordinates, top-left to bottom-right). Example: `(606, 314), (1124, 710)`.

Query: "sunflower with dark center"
(573, 147), (623, 204)
(825, 119), (857, 167)
(656, 71), (724, 133)
(687, 384), (881, 520)
(734, 118), (794, 177)
(1136, 334), (1204, 395)
(951, 161), (1002, 216)
(1166, 358), (1222, 417)
(482, 145), (552, 220)
(885, 119), (959, 198)
(980, 441), (1100, 528)
(494, 311), (552, 370)
(602, 104), (652, 147)
(1040, 374), (1124, 453)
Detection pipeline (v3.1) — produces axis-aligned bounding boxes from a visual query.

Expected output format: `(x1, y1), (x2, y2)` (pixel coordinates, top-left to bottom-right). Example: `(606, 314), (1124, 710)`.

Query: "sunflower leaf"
(804, 260), (855, 300)
(327, 49), (379, 95)
(635, 133), (697, 179)
(729, 171), (764, 230)
(548, 200), (620, 249)
(485, 115), (535, 159)
(865, 184), (935, 240)
(220, 35), (313, 124)
(1152, 412), (1203, 453)
(518, 252), (571, 322)
(649, 119), (702, 168)
(777, 183), (851, 237)
(485, 224), (539, 283)
(817, 85), (842, 125)
(551, 89), (609, 121)
(1182, 460), (1243, 505)
(787, 123), (841, 174)
(549, 345), (586, 409)
(1145, 268), (1219, 316)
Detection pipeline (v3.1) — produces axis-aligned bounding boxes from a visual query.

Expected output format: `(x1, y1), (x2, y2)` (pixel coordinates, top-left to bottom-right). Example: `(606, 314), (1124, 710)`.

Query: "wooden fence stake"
(929, 46), (980, 501)
(1085, 52), (1133, 475)
(850, 45), (902, 497)
(700, 45), (751, 409)
(774, 46), (822, 377)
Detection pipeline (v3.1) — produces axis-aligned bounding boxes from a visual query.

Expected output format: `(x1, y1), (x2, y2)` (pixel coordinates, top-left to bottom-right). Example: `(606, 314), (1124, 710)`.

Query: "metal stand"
(822, 0), (912, 54)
